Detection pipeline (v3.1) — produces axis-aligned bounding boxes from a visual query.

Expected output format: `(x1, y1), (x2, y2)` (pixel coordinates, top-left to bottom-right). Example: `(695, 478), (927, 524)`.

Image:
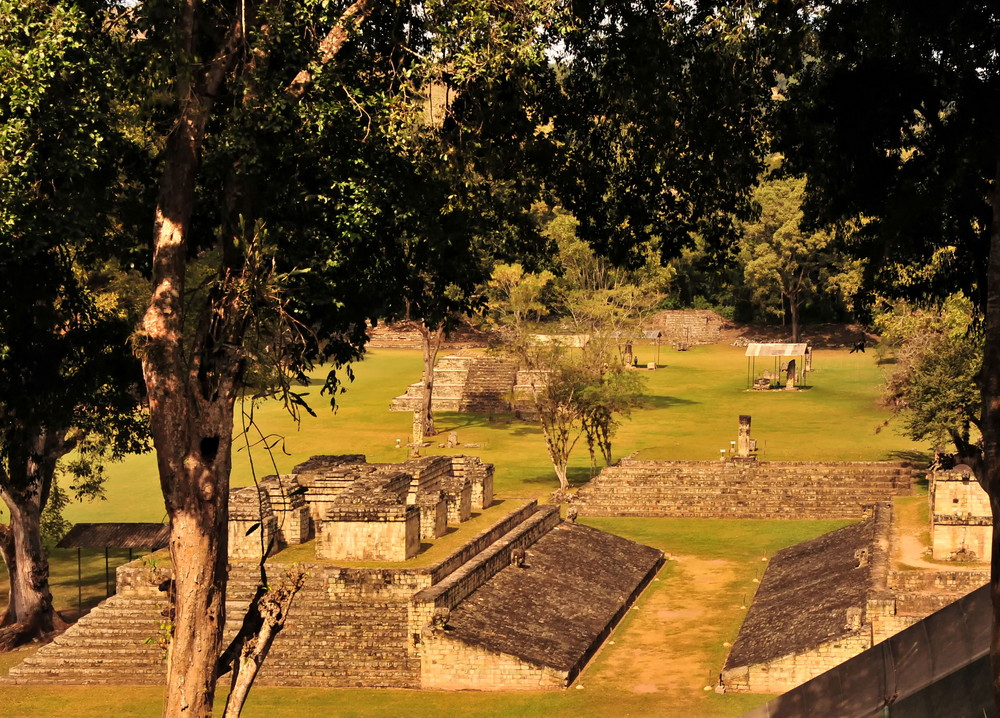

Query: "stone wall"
(228, 486), (278, 560)
(575, 460), (914, 519)
(419, 633), (567, 690)
(931, 467), (992, 561)
(451, 455), (494, 510)
(646, 309), (728, 346)
(318, 512), (421, 561)
(259, 475), (311, 546)
(722, 630), (873, 694)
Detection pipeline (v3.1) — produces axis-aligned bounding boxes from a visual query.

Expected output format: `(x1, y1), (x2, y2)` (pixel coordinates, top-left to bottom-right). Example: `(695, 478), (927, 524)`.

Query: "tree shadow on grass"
(885, 449), (933, 465)
(519, 465), (600, 490)
(641, 395), (700, 410)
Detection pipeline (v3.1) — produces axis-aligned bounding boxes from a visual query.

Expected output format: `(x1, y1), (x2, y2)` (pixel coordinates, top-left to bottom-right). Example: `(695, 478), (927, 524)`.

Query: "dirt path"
(892, 496), (986, 571)
(586, 555), (743, 694)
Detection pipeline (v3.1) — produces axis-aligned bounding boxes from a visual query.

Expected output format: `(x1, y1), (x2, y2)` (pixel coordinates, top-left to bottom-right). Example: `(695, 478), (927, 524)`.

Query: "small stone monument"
(784, 359), (797, 390)
(736, 415), (757, 459)
(411, 410), (424, 457)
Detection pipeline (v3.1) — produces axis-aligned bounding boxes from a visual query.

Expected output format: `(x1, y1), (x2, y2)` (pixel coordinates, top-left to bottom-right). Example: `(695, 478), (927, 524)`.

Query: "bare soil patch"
(587, 556), (741, 695)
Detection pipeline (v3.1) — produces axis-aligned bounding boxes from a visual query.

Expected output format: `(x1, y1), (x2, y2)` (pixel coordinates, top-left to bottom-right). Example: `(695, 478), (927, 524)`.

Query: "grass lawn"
(0, 342), (928, 716)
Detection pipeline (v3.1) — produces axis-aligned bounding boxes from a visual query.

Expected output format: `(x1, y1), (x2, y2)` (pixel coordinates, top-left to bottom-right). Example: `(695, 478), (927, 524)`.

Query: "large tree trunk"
(149, 412), (234, 717)
(140, 10), (241, 715)
(417, 321), (445, 438)
(984, 162), (1000, 709)
(0, 489), (61, 650)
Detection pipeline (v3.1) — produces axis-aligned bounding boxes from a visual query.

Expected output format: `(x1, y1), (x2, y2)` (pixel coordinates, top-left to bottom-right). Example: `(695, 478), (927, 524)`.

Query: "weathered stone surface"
(390, 355), (523, 414)
(228, 486), (278, 560)
(931, 466), (991, 562)
(724, 512), (884, 682)
(575, 460), (913, 519)
(435, 522), (663, 679)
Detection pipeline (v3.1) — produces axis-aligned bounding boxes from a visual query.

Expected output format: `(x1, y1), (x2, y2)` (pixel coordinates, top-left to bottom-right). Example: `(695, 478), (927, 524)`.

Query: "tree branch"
(285, 0), (375, 100)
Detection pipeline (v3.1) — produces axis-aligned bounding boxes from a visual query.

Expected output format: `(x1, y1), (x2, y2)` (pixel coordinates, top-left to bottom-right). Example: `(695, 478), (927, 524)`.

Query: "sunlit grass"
(0, 343), (929, 717)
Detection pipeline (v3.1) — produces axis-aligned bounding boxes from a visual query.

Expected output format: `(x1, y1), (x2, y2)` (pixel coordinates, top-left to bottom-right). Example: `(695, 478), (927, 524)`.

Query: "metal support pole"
(105, 547), (110, 597)
(77, 548), (82, 615)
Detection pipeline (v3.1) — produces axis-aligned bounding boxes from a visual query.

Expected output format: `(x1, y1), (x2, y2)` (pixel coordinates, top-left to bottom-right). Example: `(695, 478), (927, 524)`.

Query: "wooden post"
(77, 547), (82, 615)
(104, 547), (110, 597)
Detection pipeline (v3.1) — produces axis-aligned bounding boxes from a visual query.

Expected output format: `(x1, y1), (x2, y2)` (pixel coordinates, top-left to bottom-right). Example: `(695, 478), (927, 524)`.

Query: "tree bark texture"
(0, 427), (69, 650)
(141, 1), (375, 713)
(984, 161), (1000, 709)
(140, 6), (243, 715)
(418, 322), (444, 437)
(0, 490), (60, 650)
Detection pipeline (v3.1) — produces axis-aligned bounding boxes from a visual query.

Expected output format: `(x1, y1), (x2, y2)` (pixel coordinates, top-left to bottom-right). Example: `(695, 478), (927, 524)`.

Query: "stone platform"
(1, 502), (662, 690)
(720, 502), (988, 695)
(574, 460), (914, 519)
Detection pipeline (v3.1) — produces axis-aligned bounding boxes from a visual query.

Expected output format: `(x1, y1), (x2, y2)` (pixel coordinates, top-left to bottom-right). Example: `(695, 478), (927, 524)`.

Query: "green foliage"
(874, 294), (982, 450)
(740, 177), (862, 334)
(0, 0), (148, 496)
(553, 1), (773, 267)
(772, 1), (1000, 305)
(485, 262), (557, 329)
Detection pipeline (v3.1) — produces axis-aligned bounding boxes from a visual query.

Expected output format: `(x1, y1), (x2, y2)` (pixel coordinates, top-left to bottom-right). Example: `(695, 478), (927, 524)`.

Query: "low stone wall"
(722, 630), (873, 694)
(415, 506), (562, 612)
(426, 501), (541, 584)
(887, 569), (988, 594)
(420, 633), (567, 690)
(647, 309), (728, 345)
(576, 460), (913, 519)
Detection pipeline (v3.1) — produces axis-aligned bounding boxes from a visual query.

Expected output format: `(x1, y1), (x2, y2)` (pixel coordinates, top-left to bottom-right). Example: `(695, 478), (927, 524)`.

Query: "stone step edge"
(413, 504), (561, 610)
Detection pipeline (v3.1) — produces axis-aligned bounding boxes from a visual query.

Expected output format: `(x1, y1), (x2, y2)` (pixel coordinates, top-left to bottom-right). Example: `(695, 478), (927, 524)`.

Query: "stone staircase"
(0, 502), (563, 688)
(223, 566), (418, 688)
(0, 594), (167, 685)
(390, 355), (521, 414)
(575, 460), (914, 519)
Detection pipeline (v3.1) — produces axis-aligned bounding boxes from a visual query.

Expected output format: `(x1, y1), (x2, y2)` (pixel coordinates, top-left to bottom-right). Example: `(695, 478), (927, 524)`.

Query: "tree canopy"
(0, 0), (148, 650)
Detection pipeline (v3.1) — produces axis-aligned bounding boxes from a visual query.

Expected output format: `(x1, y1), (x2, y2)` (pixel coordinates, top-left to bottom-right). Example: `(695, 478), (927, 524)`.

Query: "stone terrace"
(390, 355), (537, 415)
(2, 502), (662, 690)
(574, 460), (914, 519)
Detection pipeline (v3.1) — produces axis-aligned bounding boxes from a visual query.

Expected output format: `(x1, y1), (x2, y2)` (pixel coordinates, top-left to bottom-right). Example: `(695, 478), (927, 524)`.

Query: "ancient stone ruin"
(719, 502), (987, 695)
(2, 453), (663, 691)
(390, 354), (546, 417)
(573, 459), (915, 519)
(645, 309), (728, 346)
(930, 463), (991, 562)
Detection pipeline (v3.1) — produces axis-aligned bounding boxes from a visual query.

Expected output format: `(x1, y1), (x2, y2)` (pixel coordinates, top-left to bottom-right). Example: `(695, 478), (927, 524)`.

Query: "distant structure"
(744, 343), (813, 390)
(645, 309), (728, 347)
(573, 460), (913, 519)
(390, 355), (542, 417)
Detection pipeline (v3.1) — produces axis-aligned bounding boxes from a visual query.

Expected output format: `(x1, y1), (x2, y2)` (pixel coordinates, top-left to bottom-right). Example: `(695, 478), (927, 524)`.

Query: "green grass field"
(0, 342), (928, 717)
